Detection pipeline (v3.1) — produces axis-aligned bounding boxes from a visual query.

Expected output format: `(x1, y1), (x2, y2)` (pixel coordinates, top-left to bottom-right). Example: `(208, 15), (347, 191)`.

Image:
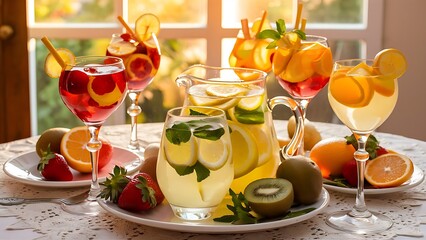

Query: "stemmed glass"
(326, 59), (398, 233)
(272, 35), (332, 155)
(107, 32), (161, 153)
(59, 56), (127, 215)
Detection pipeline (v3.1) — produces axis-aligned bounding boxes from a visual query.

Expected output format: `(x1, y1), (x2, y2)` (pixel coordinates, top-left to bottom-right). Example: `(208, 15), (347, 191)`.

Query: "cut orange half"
(44, 48), (75, 78)
(135, 13), (160, 42)
(365, 153), (414, 188)
(60, 126), (113, 173)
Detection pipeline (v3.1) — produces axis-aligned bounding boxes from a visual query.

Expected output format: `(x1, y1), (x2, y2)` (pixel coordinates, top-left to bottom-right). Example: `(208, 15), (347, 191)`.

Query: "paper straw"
(241, 19), (251, 39)
(294, 2), (304, 30)
(41, 36), (66, 68)
(301, 18), (307, 32)
(117, 16), (136, 37)
(256, 10), (268, 35)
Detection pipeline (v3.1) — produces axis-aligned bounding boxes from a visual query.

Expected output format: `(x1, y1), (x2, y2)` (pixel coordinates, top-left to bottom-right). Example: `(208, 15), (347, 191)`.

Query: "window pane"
(222, 0), (363, 28)
(34, 0), (115, 23)
(35, 38), (206, 132)
(128, 0), (207, 25)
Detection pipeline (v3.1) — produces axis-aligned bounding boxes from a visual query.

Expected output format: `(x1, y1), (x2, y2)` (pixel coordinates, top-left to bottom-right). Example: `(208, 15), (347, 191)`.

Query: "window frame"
(27, 0), (383, 135)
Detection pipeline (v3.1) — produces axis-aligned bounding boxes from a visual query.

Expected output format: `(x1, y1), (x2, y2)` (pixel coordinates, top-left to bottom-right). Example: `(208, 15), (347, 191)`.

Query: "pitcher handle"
(268, 96), (304, 159)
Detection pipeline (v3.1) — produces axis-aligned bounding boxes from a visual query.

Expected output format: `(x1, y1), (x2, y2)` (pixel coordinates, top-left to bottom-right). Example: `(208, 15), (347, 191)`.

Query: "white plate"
(324, 164), (425, 195)
(98, 188), (329, 234)
(3, 146), (141, 188)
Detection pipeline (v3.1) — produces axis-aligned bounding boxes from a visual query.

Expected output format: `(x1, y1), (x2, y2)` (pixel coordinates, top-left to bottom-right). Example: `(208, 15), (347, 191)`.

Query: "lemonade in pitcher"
(176, 65), (281, 193)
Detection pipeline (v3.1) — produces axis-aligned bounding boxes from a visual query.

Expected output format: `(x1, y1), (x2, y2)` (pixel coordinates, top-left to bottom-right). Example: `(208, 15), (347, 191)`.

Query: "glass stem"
(296, 99), (310, 156)
(350, 133), (371, 218)
(86, 125), (102, 201)
(127, 91), (142, 150)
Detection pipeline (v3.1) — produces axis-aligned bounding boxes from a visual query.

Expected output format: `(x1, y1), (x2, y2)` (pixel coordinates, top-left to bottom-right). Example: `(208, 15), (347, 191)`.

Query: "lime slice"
(228, 121), (258, 178)
(107, 40), (137, 57)
(197, 137), (229, 170)
(135, 13), (160, 42)
(44, 48), (75, 78)
(164, 136), (197, 168)
(373, 48), (407, 79)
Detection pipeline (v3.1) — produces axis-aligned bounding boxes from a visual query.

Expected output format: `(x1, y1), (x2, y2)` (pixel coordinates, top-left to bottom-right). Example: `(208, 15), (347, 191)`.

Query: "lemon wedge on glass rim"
(135, 13), (160, 42)
(44, 48), (75, 78)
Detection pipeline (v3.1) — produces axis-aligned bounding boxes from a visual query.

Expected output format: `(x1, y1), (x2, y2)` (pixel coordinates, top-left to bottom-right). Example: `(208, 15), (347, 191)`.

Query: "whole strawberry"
(37, 146), (73, 181)
(341, 159), (357, 187)
(118, 173), (164, 212)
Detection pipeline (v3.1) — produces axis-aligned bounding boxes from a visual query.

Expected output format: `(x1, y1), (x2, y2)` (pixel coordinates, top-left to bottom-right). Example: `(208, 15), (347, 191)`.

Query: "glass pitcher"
(175, 65), (303, 193)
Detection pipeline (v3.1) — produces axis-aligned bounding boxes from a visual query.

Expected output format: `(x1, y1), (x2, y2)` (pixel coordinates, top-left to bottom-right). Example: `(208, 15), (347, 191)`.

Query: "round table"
(0, 121), (425, 239)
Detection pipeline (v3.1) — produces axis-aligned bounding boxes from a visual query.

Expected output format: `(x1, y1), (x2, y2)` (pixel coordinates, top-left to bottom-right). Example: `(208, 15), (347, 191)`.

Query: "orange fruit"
(309, 137), (356, 178)
(60, 126), (113, 173)
(365, 153), (414, 188)
(135, 13), (160, 42)
(44, 48), (75, 78)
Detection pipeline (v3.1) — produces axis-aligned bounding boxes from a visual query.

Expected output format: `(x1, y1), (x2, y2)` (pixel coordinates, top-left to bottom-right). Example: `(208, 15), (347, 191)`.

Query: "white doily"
(0, 122), (425, 240)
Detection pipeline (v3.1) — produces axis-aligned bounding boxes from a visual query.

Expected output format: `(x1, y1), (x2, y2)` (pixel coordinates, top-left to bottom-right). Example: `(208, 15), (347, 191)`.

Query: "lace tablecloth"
(0, 121), (425, 240)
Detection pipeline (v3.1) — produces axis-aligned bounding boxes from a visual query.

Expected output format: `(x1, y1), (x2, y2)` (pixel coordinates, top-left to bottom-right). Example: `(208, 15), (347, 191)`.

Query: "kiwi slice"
(244, 178), (294, 218)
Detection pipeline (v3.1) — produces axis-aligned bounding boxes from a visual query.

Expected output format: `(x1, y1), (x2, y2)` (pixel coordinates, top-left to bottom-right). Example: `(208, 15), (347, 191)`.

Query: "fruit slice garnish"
(44, 48), (75, 78)
(365, 153), (414, 188)
(251, 18), (271, 34)
(272, 47), (293, 76)
(235, 40), (256, 59)
(87, 76), (124, 107)
(373, 48), (407, 79)
(125, 53), (157, 80)
(252, 40), (273, 72)
(347, 61), (373, 76)
(227, 121), (259, 178)
(135, 13), (160, 42)
(188, 84), (230, 107)
(197, 137), (229, 170)
(312, 48), (333, 77)
(206, 84), (247, 98)
(237, 94), (263, 111)
(107, 40), (137, 57)
(164, 135), (197, 169)
(60, 126), (113, 173)
(329, 71), (374, 108)
(246, 124), (273, 167)
(372, 76), (396, 97)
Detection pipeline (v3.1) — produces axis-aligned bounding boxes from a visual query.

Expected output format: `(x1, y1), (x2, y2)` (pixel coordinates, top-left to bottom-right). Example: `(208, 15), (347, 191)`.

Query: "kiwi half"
(244, 178), (294, 218)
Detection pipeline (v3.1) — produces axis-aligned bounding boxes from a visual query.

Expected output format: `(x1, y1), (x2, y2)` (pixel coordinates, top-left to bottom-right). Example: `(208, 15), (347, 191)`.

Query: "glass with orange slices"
(326, 49), (407, 233)
(107, 13), (161, 153)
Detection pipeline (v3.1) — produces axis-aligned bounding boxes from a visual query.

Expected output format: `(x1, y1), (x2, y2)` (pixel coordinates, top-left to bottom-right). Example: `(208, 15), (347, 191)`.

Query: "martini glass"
(326, 59), (398, 233)
(272, 35), (332, 155)
(107, 32), (161, 154)
(58, 56), (127, 215)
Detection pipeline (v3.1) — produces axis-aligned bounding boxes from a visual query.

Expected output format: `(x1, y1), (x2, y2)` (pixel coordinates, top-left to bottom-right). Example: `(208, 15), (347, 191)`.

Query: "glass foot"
(326, 210), (393, 234)
(61, 199), (101, 216)
(170, 204), (217, 221)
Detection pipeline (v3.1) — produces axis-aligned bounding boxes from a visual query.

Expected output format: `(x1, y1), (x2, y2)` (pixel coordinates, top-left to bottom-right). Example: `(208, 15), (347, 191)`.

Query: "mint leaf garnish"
(193, 125), (225, 140)
(213, 189), (257, 224)
(166, 122), (191, 145)
(194, 162), (210, 182)
(257, 18), (306, 49)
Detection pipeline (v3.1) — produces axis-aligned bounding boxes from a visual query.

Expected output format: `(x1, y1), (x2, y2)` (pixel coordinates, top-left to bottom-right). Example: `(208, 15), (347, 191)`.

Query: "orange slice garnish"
(373, 48), (407, 79)
(44, 48), (75, 78)
(372, 76), (396, 97)
(365, 153), (414, 188)
(107, 40), (137, 57)
(135, 13), (160, 42)
(329, 70), (374, 108)
(312, 48), (333, 77)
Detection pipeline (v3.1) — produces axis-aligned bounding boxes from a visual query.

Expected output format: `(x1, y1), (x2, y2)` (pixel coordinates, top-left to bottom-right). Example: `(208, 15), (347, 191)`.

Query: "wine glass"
(107, 32), (161, 153)
(59, 56), (127, 215)
(272, 35), (332, 155)
(326, 59), (398, 233)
